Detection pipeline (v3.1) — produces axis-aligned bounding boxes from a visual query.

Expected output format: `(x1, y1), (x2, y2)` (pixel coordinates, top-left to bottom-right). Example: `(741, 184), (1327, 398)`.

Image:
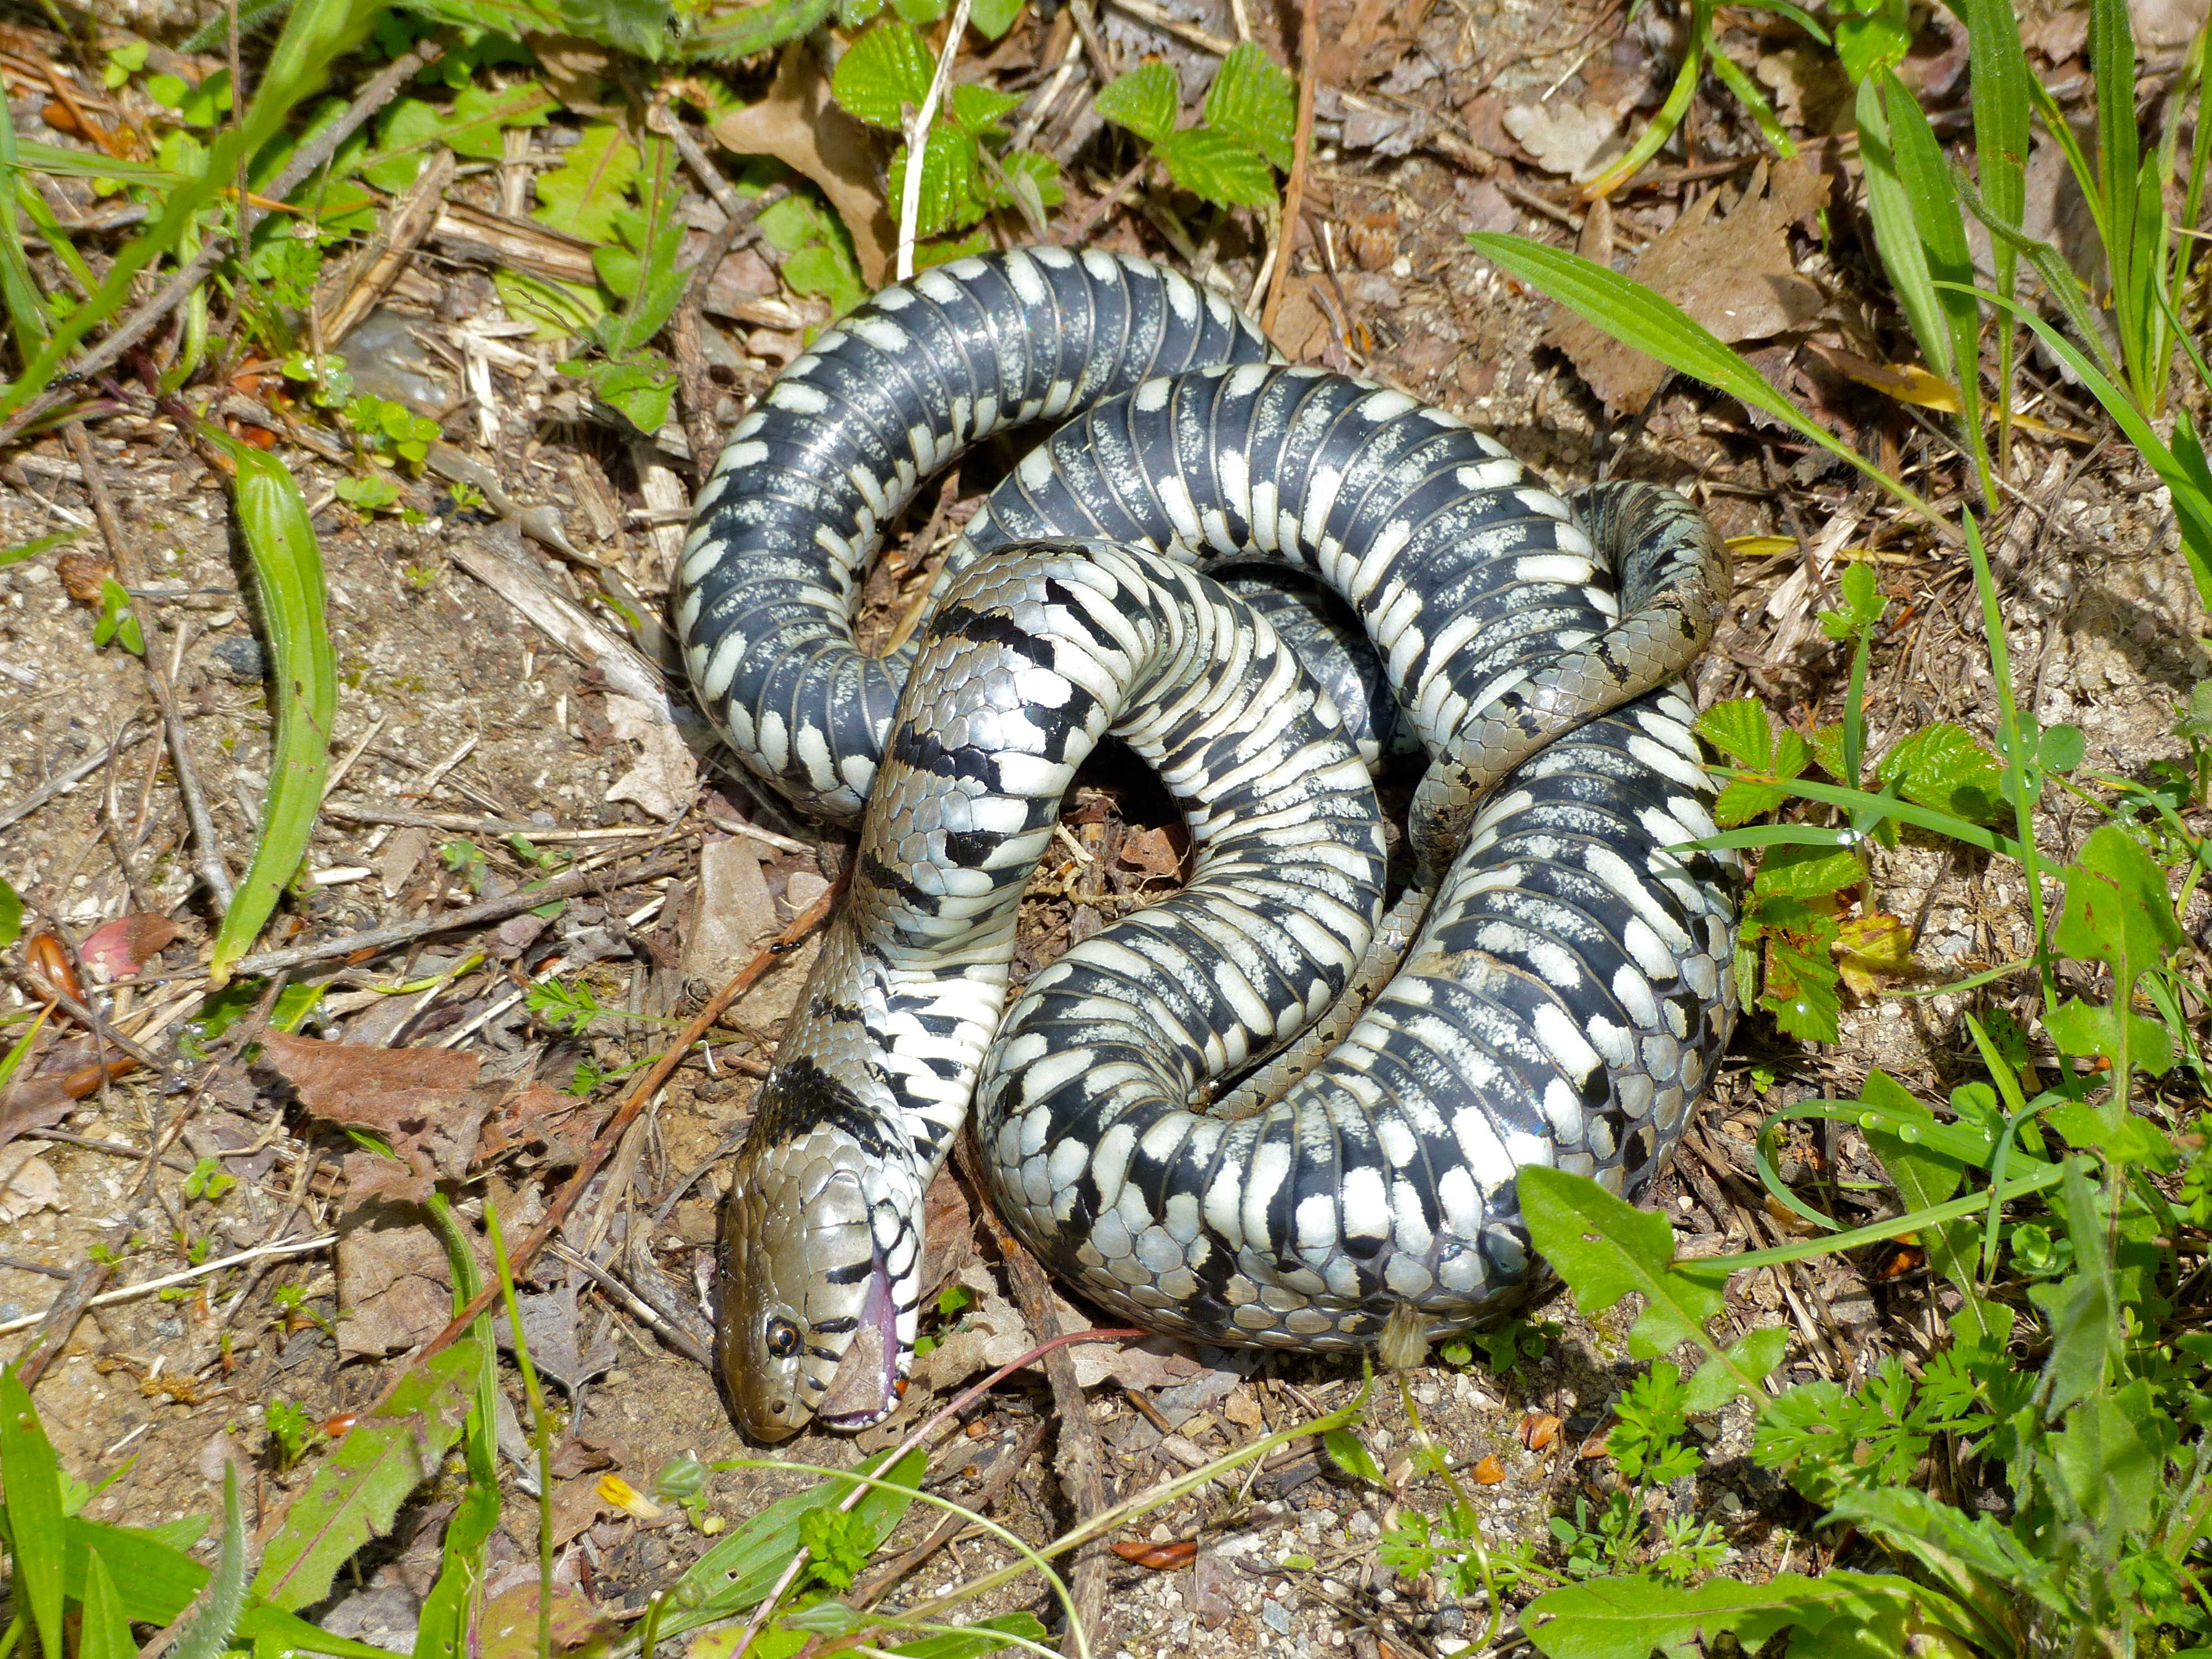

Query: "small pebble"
(211, 635), (265, 682)
(1260, 1599), (1292, 1635)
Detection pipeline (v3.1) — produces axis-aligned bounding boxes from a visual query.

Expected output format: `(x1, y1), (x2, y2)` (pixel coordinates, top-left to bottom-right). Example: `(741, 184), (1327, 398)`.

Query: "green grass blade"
(1708, 50), (1796, 158)
(79, 1551), (135, 1659)
(0, 108), (49, 359)
(1882, 70), (1992, 503)
(2093, 0), (2141, 370)
(1581, 0), (1710, 198)
(199, 428), (335, 985)
(1748, 773), (2027, 860)
(0, 1368), (66, 1659)
(1950, 164), (2127, 389)
(1707, 1160), (2068, 1272)
(1465, 233), (1936, 522)
(0, 1006), (49, 1093)
(1963, 0), (2032, 461)
(1858, 76), (1952, 378)
(2, 143), (184, 185)
(171, 1468), (250, 1659)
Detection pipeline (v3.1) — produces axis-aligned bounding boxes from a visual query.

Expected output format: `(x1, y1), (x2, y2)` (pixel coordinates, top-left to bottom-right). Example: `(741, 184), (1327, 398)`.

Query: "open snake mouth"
(816, 1245), (902, 1431)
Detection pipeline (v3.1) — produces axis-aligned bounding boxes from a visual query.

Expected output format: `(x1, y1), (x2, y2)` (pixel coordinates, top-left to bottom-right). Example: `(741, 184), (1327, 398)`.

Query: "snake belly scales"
(676, 246), (1741, 1439)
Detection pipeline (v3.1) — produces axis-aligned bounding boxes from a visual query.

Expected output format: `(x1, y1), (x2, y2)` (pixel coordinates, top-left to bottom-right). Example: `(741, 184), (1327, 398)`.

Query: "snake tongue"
(816, 1256), (900, 1430)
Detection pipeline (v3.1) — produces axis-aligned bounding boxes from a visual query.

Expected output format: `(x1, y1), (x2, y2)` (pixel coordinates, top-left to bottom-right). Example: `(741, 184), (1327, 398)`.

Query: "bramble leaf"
(1203, 40), (1295, 169)
(1695, 697), (1775, 768)
(832, 19), (933, 129)
(1093, 61), (1180, 147)
(1762, 936), (1841, 1043)
(1155, 128), (1276, 207)
(2055, 825), (2182, 992)
(1518, 1167), (1722, 1357)
(1877, 722), (2005, 823)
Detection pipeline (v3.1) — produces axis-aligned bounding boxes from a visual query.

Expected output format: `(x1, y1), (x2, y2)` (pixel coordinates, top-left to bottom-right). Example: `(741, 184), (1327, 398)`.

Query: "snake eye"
(764, 1316), (801, 1359)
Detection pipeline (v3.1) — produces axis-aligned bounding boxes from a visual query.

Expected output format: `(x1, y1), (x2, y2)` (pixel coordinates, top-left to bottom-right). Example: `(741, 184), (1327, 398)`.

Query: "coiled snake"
(677, 248), (1740, 1439)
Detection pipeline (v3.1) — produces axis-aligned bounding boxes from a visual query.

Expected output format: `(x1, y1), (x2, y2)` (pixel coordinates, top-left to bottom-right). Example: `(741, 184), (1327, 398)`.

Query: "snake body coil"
(682, 251), (1741, 1439)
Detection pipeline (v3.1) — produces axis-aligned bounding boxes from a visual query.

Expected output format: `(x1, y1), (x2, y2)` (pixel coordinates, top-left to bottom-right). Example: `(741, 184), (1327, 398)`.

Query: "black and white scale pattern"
(684, 248), (1741, 1435)
(718, 541), (1386, 1441)
(676, 246), (1270, 823)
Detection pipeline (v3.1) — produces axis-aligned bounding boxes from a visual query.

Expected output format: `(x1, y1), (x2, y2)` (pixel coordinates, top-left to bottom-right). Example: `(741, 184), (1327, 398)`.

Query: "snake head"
(717, 1068), (922, 1442)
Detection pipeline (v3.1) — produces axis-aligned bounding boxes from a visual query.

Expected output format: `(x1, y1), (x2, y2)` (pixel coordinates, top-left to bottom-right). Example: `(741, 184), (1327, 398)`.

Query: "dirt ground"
(2, 0), (2207, 1653)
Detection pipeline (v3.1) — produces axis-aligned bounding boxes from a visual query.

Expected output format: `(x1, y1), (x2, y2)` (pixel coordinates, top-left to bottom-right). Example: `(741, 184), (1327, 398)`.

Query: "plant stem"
(487, 1197), (555, 1659)
(1395, 1371), (1504, 1647)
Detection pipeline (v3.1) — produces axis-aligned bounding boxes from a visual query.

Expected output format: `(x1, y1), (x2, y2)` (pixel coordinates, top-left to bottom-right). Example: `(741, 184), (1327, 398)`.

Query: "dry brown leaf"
(262, 1031), (488, 1209)
(1546, 156), (1832, 415)
(0, 1146), (62, 1223)
(1519, 1411), (1562, 1452)
(710, 44), (894, 285)
(1112, 1538), (1199, 1571)
(603, 694), (698, 823)
(55, 550), (113, 606)
(479, 1580), (614, 1659)
(1501, 100), (1630, 184)
(1118, 825), (1182, 880)
(1470, 1453), (1506, 1484)
(336, 1198), (477, 1357)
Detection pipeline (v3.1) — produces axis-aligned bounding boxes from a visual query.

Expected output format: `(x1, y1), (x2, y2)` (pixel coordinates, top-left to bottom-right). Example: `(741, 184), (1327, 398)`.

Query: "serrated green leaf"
(1684, 1326), (1787, 1411)
(171, 1468), (249, 1659)
(1712, 778), (1790, 826)
(563, 356), (677, 434)
(888, 126), (984, 237)
(832, 19), (934, 128)
(533, 124), (638, 243)
(978, 146), (1062, 216)
(1519, 1570), (1864, 1658)
(682, 0), (834, 60)
(1875, 722), (2004, 824)
(1093, 61), (1179, 147)
(2042, 997), (2174, 1074)
(1762, 937), (1841, 1044)
(1695, 697), (1774, 768)
(1750, 841), (1863, 900)
(251, 1341), (484, 1610)
(949, 82), (1023, 135)
(1155, 128), (1276, 207)
(1518, 1166), (1720, 1356)
(1203, 40), (1295, 170)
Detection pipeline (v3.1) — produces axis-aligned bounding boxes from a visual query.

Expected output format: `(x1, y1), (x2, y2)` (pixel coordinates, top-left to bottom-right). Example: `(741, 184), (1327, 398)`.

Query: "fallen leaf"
(336, 1197), (475, 1358)
(921, 1164), (974, 1299)
(79, 914), (179, 979)
(549, 1433), (627, 1479)
(0, 1146), (62, 1222)
(909, 1261), (1206, 1395)
(479, 1582), (613, 1659)
(603, 694), (698, 823)
(1118, 825), (1182, 880)
(710, 43), (894, 285)
(1112, 1538), (1199, 1571)
(1755, 46), (1854, 135)
(55, 550), (113, 606)
(1501, 100), (1629, 184)
(497, 1277), (617, 1394)
(1470, 1453), (1506, 1484)
(1519, 1412), (1562, 1453)
(1546, 156), (1833, 414)
(1835, 910), (1914, 999)
(550, 1477), (615, 1550)
(261, 1031), (488, 1209)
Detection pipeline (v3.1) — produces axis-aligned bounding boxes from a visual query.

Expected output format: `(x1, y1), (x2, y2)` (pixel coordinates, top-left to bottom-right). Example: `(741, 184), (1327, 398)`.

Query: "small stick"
(672, 207), (757, 478)
(897, 0), (977, 283)
(1261, 0), (1320, 337)
(957, 1143), (1114, 1657)
(1055, 155), (1150, 247)
(0, 726), (152, 833)
(116, 849), (695, 985)
(64, 421), (233, 907)
(0, 1233), (335, 1338)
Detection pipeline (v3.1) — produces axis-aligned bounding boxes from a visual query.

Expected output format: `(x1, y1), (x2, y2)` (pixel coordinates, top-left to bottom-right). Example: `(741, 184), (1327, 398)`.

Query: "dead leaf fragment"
(480, 1582), (613, 1659)
(1112, 1538), (1199, 1571)
(0, 1147), (62, 1222)
(79, 914), (179, 979)
(1470, 1453), (1506, 1484)
(1501, 100), (1629, 184)
(1118, 826), (1182, 880)
(1519, 1412), (1562, 1452)
(55, 550), (113, 606)
(261, 1031), (488, 1209)
(710, 44), (894, 284)
(603, 693), (699, 823)
(1545, 156), (1832, 415)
